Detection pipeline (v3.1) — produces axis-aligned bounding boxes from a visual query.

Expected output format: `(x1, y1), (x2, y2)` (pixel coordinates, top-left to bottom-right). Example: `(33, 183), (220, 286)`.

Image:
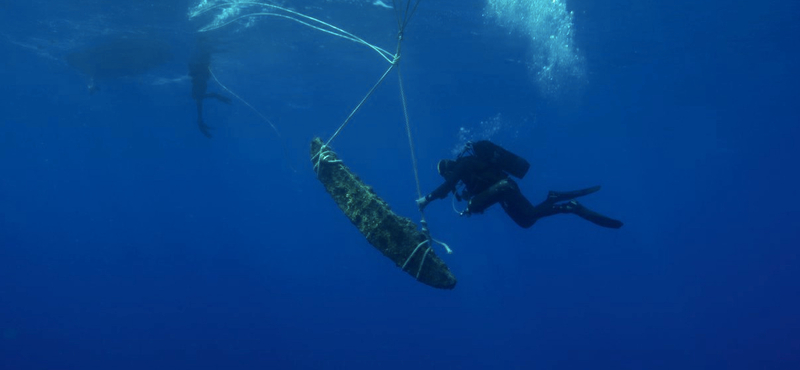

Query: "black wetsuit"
(188, 42), (231, 138)
(424, 152), (623, 229)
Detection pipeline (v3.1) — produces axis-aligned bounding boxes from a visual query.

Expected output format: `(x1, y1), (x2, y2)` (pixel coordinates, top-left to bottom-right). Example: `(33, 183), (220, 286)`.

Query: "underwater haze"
(2, 0), (799, 369)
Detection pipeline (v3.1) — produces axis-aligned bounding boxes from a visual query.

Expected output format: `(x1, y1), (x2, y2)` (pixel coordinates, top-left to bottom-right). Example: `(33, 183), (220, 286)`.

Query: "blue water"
(2, 0), (799, 369)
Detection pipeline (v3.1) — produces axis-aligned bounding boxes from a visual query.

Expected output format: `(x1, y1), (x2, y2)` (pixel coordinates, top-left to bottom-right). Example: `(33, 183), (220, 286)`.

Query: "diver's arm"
(416, 160), (466, 210)
(416, 180), (455, 211)
(427, 178), (457, 201)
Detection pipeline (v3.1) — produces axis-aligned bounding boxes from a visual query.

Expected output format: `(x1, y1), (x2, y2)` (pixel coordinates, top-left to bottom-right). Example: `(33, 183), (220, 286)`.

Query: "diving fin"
(548, 185), (601, 203)
(567, 200), (623, 229)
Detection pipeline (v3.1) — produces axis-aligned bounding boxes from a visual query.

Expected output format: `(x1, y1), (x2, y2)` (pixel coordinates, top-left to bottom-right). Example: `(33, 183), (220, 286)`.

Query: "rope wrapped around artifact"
(311, 138), (456, 289)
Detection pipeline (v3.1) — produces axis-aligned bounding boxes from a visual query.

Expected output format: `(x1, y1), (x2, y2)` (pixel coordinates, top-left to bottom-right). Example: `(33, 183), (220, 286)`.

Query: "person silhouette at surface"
(188, 37), (231, 138)
(416, 140), (623, 229)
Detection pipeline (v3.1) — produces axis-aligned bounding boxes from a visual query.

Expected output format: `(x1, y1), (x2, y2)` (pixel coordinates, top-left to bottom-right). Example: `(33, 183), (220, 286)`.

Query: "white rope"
(197, 1), (456, 276)
(323, 61), (396, 148)
(402, 240), (430, 271)
(209, 66), (297, 172)
(192, 2), (394, 64)
(208, 67), (281, 140)
(397, 66), (422, 201)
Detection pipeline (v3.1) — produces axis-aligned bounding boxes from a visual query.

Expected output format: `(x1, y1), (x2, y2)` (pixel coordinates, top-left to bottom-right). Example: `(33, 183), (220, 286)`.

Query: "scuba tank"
(460, 140), (530, 179)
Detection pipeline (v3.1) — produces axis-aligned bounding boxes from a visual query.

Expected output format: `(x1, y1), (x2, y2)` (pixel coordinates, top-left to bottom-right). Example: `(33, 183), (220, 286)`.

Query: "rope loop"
(312, 144), (342, 176)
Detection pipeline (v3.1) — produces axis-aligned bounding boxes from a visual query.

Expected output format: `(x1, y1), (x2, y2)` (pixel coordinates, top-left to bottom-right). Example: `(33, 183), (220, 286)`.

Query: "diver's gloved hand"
(416, 195), (430, 211)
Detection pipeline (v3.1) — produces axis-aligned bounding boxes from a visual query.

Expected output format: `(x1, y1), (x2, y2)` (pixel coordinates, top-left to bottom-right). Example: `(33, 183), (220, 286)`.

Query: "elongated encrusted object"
(311, 138), (456, 289)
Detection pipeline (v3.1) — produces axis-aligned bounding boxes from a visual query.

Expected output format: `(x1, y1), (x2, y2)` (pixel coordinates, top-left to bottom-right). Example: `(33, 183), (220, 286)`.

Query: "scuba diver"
(416, 140), (623, 229)
(188, 36), (231, 138)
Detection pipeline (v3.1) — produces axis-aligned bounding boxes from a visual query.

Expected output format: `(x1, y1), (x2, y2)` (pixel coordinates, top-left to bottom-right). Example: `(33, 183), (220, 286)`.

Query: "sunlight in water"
(188, 0), (258, 31)
(485, 0), (586, 96)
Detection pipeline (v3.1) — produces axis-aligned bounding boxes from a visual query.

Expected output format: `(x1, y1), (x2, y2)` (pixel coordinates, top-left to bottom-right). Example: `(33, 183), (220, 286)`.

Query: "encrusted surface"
(311, 138), (456, 289)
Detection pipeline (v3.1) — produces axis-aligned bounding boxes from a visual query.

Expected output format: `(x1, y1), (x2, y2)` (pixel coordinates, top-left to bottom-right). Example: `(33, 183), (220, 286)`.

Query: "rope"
(392, 0), (454, 269)
(403, 0), (424, 30)
(416, 245), (432, 278)
(209, 67), (281, 141)
(397, 53), (422, 202)
(323, 61), (396, 148)
(312, 144), (341, 175)
(193, 2), (394, 64)
(399, 55), (452, 259)
(402, 240), (427, 270)
(392, 0), (403, 33)
(209, 66), (297, 173)
(392, 0), (422, 31)
(197, 1), (456, 277)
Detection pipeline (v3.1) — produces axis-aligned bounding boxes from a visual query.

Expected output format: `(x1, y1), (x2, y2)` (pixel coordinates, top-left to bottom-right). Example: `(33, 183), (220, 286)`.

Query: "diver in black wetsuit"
(416, 141), (623, 229)
(188, 38), (231, 138)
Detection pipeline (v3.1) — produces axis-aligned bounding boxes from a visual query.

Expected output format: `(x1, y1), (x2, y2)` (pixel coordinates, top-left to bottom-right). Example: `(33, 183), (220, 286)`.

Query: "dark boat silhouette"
(66, 36), (173, 93)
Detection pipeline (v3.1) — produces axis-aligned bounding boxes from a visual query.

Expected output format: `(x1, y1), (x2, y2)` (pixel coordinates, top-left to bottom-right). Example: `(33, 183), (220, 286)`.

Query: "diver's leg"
(518, 194), (571, 226)
(467, 179), (517, 214)
(500, 187), (538, 228)
(560, 201), (623, 229)
(196, 101), (212, 138)
(547, 185), (601, 203)
(467, 179), (538, 228)
(522, 192), (602, 223)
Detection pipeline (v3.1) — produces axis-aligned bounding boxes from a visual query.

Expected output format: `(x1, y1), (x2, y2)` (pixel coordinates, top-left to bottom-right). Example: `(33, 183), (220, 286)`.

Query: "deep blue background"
(1, 0), (799, 369)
